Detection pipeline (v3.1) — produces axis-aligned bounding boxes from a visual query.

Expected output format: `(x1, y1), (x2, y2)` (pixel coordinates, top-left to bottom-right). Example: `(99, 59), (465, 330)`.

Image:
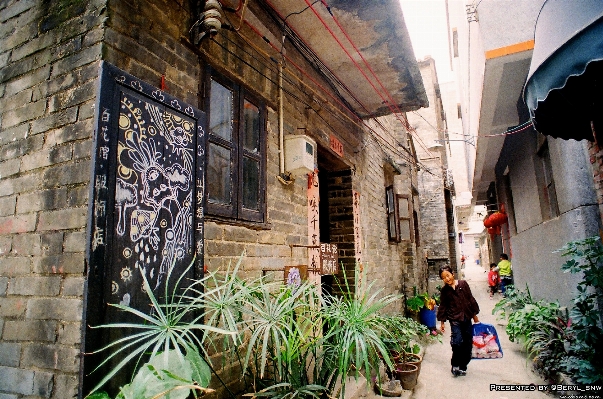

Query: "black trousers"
(450, 319), (473, 370)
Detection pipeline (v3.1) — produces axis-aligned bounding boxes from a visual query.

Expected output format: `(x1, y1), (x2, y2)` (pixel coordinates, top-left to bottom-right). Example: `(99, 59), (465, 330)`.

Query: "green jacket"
(497, 259), (512, 277)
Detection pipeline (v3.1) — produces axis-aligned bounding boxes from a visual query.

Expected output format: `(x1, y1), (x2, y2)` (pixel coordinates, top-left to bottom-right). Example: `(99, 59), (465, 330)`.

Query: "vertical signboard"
(353, 190), (363, 288)
(308, 170), (320, 273)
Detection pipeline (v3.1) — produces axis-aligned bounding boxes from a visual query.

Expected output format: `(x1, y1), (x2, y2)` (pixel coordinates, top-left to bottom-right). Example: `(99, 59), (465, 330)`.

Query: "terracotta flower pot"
(402, 352), (422, 373)
(394, 363), (419, 390)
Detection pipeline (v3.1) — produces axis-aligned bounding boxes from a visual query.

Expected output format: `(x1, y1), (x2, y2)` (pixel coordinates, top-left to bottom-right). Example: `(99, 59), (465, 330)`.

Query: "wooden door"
(83, 62), (206, 396)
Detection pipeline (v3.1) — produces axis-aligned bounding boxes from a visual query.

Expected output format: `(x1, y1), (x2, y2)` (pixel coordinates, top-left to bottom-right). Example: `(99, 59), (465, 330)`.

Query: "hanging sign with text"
(330, 134), (344, 157)
(320, 243), (339, 275)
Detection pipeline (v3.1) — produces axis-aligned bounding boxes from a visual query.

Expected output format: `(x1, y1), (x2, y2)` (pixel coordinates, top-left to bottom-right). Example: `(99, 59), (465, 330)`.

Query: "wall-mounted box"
(285, 135), (316, 175)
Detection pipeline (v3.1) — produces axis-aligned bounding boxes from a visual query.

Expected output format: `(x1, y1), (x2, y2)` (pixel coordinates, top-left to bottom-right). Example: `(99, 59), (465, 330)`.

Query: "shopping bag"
(471, 322), (503, 359)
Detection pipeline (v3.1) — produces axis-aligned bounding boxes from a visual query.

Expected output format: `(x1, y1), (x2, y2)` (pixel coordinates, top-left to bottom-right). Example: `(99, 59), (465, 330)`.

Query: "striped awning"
(523, 0), (603, 141)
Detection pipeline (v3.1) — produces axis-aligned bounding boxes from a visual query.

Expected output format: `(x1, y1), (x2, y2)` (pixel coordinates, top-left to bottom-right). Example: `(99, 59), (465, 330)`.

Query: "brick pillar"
(327, 169), (355, 295)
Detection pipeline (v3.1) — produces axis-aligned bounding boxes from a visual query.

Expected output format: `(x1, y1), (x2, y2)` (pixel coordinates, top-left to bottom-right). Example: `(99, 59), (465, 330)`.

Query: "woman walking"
(437, 265), (480, 376)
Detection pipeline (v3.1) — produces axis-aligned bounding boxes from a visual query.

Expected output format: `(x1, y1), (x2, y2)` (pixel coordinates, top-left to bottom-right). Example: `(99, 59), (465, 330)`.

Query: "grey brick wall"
(354, 117), (424, 311)
(0, 0), (106, 397)
(0, 0), (425, 397)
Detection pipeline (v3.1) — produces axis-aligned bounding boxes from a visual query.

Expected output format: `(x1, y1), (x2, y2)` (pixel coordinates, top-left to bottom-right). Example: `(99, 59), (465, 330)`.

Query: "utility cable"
(211, 6), (436, 173)
(306, 0), (436, 156)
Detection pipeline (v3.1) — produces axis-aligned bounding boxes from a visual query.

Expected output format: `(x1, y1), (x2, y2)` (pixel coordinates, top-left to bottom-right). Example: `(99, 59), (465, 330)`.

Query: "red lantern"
(487, 225), (501, 239)
(488, 211), (508, 227)
(483, 215), (495, 228)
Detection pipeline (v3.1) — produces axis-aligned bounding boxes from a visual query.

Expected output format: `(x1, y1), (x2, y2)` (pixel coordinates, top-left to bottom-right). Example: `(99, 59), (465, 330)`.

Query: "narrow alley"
(360, 261), (551, 399)
(411, 262), (550, 399)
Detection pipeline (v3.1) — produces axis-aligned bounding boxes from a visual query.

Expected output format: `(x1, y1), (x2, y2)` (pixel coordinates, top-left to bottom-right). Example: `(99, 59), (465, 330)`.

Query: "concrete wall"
(477, 0), (544, 51)
(588, 141), (603, 226)
(511, 206), (599, 307)
(501, 132), (600, 306)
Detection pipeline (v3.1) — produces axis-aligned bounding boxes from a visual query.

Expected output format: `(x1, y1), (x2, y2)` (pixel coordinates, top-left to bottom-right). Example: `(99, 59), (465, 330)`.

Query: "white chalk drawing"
(115, 93), (195, 292)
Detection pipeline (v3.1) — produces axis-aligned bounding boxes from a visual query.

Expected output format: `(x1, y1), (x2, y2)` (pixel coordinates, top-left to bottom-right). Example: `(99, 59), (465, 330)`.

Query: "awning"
(523, 0), (603, 141)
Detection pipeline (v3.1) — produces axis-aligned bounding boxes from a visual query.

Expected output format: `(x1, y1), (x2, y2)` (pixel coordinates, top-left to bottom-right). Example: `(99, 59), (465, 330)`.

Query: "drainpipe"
(278, 62), (294, 185)
(279, 62), (285, 176)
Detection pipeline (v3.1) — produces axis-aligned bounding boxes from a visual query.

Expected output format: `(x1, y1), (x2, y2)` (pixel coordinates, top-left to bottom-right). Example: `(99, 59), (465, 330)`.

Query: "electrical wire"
(234, 22), (419, 163)
(211, 3), (439, 175)
(258, 0), (414, 142)
(311, 0), (436, 156)
(411, 108), (534, 141)
(260, 1), (378, 118)
(251, 2), (437, 170)
(208, 31), (424, 170)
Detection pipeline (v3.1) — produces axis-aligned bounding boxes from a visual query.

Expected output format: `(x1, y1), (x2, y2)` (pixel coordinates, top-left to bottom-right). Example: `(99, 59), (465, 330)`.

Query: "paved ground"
(359, 262), (552, 399)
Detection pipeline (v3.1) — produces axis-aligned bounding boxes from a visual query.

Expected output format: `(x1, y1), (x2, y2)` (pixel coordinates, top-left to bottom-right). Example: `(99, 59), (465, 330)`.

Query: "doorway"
(316, 145), (354, 297)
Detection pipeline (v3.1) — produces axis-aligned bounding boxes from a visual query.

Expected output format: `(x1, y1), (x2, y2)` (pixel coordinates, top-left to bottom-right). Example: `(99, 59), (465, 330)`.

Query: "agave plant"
(86, 261), (235, 398)
(88, 254), (429, 399)
(318, 266), (404, 397)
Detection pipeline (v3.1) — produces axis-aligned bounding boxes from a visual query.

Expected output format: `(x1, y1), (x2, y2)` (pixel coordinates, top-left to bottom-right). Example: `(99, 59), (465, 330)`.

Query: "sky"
(399, 0), (455, 82)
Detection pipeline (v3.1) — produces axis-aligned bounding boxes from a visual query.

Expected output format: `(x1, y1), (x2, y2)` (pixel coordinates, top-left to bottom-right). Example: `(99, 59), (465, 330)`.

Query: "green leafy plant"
(505, 299), (561, 344)
(525, 308), (570, 382)
(493, 237), (603, 385)
(197, 263), (329, 399)
(89, 255), (431, 399)
(492, 284), (533, 321)
(86, 261), (235, 398)
(380, 315), (431, 354)
(405, 287), (437, 312)
(493, 285), (569, 382)
(556, 236), (603, 384)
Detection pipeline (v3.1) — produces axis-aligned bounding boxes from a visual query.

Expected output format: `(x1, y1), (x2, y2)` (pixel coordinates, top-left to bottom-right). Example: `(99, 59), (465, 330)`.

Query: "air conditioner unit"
(285, 135), (316, 175)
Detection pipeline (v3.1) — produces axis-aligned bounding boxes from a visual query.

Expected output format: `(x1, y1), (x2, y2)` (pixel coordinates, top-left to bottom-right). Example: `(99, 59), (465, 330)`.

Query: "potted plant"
(88, 255), (425, 399)
(406, 287), (438, 330)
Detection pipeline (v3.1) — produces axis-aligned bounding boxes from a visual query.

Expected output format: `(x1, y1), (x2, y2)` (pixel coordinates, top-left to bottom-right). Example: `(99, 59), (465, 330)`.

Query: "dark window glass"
(207, 143), (232, 204)
(209, 80), (233, 141)
(243, 157), (259, 210)
(243, 100), (260, 153)
(205, 68), (266, 223)
(413, 210), (420, 246)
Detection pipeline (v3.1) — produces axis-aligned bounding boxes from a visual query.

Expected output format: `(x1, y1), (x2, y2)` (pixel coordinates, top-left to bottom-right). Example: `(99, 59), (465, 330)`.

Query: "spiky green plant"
(86, 261), (235, 398)
(319, 266), (404, 397)
(89, 255), (429, 399)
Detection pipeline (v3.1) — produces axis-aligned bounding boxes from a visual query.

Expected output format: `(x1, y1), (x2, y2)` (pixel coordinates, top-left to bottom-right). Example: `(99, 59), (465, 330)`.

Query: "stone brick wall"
(0, 0), (424, 397)
(408, 58), (451, 286)
(418, 158), (450, 260)
(356, 117), (423, 311)
(0, 0), (107, 397)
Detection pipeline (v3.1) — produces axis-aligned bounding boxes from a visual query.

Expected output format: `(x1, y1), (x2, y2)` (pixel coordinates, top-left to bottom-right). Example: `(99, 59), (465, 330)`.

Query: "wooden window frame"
(396, 194), (413, 242)
(540, 143), (559, 219)
(536, 140), (559, 221)
(204, 67), (267, 223)
(385, 187), (415, 243)
(386, 185), (399, 242)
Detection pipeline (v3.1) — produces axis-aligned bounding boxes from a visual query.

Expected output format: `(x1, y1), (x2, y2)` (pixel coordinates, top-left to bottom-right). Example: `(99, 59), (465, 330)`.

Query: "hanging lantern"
(487, 225), (501, 239)
(483, 215), (495, 228)
(488, 211), (508, 227)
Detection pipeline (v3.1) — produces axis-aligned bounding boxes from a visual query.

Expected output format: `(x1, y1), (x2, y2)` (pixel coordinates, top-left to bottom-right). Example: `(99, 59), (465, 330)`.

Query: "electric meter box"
(285, 135), (316, 175)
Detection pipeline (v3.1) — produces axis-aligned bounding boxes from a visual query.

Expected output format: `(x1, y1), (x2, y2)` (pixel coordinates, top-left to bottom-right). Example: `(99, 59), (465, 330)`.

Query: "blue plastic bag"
(471, 322), (503, 359)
